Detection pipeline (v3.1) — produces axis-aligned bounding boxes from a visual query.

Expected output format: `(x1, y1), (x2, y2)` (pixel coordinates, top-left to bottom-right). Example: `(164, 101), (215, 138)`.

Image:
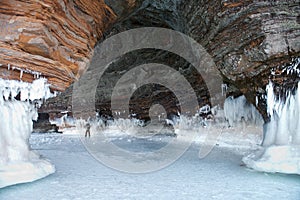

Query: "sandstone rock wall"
(0, 0), (116, 91)
(92, 0), (300, 120)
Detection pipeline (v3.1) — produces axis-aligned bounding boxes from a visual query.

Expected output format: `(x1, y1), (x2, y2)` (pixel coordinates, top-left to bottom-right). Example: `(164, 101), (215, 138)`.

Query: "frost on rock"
(243, 81), (300, 175)
(0, 78), (55, 188)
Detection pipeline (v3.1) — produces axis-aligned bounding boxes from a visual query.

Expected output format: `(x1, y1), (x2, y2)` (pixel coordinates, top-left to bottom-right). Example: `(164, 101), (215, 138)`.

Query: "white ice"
(243, 81), (300, 175)
(224, 95), (263, 127)
(0, 78), (55, 188)
(0, 78), (55, 102)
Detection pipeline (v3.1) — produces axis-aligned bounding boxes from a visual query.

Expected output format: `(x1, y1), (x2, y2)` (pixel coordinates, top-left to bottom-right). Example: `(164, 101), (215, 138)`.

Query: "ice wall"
(0, 78), (55, 188)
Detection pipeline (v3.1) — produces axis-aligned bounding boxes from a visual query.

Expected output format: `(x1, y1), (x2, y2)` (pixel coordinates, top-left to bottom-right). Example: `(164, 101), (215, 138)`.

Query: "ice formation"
(263, 81), (300, 146)
(0, 78), (55, 188)
(224, 95), (263, 127)
(243, 81), (300, 175)
(49, 112), (76, 129)
(221, 83), (228, 96)
(0, 78), (54, 102)
(282, 58), (300, 76)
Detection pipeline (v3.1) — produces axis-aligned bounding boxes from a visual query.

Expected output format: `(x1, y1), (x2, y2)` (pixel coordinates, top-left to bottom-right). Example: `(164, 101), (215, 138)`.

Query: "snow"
(1, 132), (299, 200)
(243, 81), (300, 175)
(0, 78), (56, 189)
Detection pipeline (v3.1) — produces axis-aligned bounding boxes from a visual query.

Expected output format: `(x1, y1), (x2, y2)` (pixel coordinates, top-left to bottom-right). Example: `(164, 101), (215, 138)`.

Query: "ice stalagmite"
(0, 78), (55, 188)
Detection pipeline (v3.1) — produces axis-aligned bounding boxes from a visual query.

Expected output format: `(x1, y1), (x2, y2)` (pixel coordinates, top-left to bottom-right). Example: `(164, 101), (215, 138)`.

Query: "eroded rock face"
(1, 0), (299, 121)
(0, 0), (116, 91)
(92, 0), (300, 120)
(183, 0), (300, 120)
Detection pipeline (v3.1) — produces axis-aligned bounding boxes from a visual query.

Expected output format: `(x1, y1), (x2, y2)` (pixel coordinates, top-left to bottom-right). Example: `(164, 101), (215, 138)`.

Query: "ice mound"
(243, 145), (300, 174)
(0, 154), (55, 188)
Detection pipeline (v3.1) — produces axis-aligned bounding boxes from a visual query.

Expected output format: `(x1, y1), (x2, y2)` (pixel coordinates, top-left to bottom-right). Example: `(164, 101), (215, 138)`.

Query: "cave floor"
(1, 132), (299, 200)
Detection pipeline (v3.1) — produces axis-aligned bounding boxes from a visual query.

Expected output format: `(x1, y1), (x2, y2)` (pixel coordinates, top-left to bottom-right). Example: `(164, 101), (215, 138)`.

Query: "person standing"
(85, 122), (91, 137)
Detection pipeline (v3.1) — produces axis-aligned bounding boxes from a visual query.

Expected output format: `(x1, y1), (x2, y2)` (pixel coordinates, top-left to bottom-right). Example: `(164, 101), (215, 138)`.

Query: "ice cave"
(0, 0), (299, 199)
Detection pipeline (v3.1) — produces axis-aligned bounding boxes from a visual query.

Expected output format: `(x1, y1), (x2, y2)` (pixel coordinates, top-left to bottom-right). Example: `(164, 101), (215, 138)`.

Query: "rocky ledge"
(0, 0), (116, 91)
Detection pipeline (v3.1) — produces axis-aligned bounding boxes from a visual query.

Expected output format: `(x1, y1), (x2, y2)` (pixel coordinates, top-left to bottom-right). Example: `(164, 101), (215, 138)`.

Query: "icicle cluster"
(0, 78), (55, 103)
(243, 81), (300, 175)
(4, 64), (42, 79)
(224, 95), (263, 127)
(282, 58), (300, 76)
(263, 81), (300, 146)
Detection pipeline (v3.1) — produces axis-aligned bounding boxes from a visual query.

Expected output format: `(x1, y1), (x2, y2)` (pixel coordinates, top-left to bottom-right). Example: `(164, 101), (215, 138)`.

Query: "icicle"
(221, 84), (228, 96)
(263, 80), (300, 146)
(0, 101), (55, 188)
(245, 80), (300, 175)
(266, 81), (275, 117)
(294, 82), (300, 144)
(255, 96), (258, 106)
(224, 95), (263, 127)
(20, 70), (23, 79)
(10, 85), (19, 99)
(3, 87), (10, 100)
(282, 58), (300, 76)
(0, 78), (55, 102)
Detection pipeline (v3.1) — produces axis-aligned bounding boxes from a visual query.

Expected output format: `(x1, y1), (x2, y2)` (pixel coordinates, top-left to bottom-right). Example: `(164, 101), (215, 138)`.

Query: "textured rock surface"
(87, 0), (300, 120)
(0, 0), (116, 91)
(1, 0), (299, 121)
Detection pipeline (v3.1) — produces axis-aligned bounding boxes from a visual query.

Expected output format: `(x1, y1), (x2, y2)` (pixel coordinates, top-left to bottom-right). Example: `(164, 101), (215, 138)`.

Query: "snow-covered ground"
(1, 131), (299, 200)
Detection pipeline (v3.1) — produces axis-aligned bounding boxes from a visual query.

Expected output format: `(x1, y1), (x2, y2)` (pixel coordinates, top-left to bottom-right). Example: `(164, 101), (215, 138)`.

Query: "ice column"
(243, 81), (300, 175)
(263, 81), (300, 146)
(0, 78), (55, 188)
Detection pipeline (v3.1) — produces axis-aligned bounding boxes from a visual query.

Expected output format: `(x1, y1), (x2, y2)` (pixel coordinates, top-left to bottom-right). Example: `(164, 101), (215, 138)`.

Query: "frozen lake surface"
(1, 132), (299, 200)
